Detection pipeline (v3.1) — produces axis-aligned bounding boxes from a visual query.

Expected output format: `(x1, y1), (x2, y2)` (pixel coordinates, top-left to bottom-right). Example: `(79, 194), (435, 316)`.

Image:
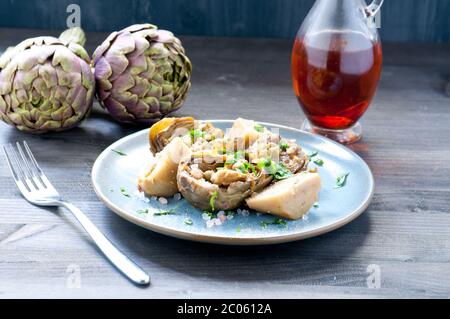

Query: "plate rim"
(91, 119), (374, 245)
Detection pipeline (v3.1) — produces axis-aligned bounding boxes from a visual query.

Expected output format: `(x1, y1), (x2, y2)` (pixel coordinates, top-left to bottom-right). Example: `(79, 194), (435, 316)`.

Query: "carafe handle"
(365, 0), (384, 17)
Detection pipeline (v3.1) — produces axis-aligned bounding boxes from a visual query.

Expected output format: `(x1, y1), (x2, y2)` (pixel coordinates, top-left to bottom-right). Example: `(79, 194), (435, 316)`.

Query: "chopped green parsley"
(279, 141), (289, 152)
(154, 208), (177, 216)
(189, 129), (205, 139)
(254, 124), (265, 132)
(335, 173), (350, 188)
(308, 151), (319, 160)
(209, 191), (218, 211)
(313, 158), (324, 166)
(111, 149), (127, 156)
(260, 218), (288, 228)
(120, 187), (130, 197)
(258, 158), (293, 181)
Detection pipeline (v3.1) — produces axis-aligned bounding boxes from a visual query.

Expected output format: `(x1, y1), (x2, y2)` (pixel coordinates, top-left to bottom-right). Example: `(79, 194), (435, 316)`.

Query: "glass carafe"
(292, 0), (383, 144)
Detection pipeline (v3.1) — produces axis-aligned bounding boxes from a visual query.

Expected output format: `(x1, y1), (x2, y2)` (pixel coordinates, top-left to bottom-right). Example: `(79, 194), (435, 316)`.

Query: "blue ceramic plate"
(91, 120), (374, 245)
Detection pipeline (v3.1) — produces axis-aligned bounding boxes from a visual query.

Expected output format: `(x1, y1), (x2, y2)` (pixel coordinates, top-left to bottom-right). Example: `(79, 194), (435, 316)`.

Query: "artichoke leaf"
(149, 117), (194, 154)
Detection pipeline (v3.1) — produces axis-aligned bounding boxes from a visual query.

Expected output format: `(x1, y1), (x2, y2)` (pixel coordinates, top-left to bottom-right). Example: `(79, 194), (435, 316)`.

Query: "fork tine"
(23, 141), (51, 189)
(3, 145), (20, 182)
(17, 141), (46, 188)
(16, 142), (40, 189)
(23, 141), (43, 174)
(4, 143), (32, 192)
(3, 145), (31, 195)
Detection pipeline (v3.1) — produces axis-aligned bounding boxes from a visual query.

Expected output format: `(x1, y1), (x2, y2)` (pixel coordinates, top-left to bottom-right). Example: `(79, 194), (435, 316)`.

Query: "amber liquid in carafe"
(292, 31), (382, 130)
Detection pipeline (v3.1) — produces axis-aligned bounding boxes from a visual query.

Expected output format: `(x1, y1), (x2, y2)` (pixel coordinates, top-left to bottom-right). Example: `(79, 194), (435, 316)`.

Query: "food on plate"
(227, 118), (262, 147)
(138, 137), (191, 197)
(148, 116), (224, 154)
(138, 117), (320, 220)
(149, 117), (194, 153)
(92, 24), (192, 125)
(246, 172), (321, 220)
(177, 152), (255, 211)
(0, 27), (95, 133)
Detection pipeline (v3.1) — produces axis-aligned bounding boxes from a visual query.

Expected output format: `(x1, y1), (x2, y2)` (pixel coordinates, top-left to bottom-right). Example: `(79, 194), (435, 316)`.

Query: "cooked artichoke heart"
(149, 117), (225, 154)
(210, 169), (247, 186)
(177, 160), (253, 211)
(149, 117), (194, 154)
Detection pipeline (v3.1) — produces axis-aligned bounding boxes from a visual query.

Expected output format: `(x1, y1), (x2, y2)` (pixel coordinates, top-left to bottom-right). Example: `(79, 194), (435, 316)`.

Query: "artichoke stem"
(59, 27), (86, 47)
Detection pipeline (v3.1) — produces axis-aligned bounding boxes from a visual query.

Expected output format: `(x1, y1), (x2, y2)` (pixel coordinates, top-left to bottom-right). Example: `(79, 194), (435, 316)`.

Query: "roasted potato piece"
(138, 137), (191, 196)
(246, 172), (321, 220)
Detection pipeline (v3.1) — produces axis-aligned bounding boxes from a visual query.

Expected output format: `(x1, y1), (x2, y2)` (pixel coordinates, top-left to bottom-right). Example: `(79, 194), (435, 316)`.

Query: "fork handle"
(60, 201), (150, 285)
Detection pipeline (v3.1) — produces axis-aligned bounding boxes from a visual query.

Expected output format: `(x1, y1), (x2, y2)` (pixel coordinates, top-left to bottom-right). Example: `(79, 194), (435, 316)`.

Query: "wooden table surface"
(0, 28), (449, 299)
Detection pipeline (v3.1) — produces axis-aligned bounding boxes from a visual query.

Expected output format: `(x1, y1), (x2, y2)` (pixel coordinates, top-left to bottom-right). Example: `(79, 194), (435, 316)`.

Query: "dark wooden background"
(0, 0), (449, 42)
(0, 28), (449, 298)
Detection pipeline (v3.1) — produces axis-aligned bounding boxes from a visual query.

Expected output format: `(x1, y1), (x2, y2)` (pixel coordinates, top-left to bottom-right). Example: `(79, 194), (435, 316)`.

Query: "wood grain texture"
(0, 0), (449, 42)
(0, 28), (450, 298)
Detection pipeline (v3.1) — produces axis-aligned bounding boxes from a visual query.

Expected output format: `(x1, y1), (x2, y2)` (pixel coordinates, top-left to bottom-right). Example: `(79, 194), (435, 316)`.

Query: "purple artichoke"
(92, 24), (192, 125)
(0, 28), (95, 133)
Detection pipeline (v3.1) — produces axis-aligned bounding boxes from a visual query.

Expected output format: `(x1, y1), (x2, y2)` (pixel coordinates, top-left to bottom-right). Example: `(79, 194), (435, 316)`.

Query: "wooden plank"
(0, 29), (450, 298)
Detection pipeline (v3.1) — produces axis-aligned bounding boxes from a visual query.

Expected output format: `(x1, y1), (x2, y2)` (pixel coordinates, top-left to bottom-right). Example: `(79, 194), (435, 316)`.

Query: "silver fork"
(3, 141), (150, 286)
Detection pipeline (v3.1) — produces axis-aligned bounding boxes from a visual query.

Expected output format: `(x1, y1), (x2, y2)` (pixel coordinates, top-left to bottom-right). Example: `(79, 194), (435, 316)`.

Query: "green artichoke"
(0, 28), (95, 133)
(92, 24), (192, 125)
